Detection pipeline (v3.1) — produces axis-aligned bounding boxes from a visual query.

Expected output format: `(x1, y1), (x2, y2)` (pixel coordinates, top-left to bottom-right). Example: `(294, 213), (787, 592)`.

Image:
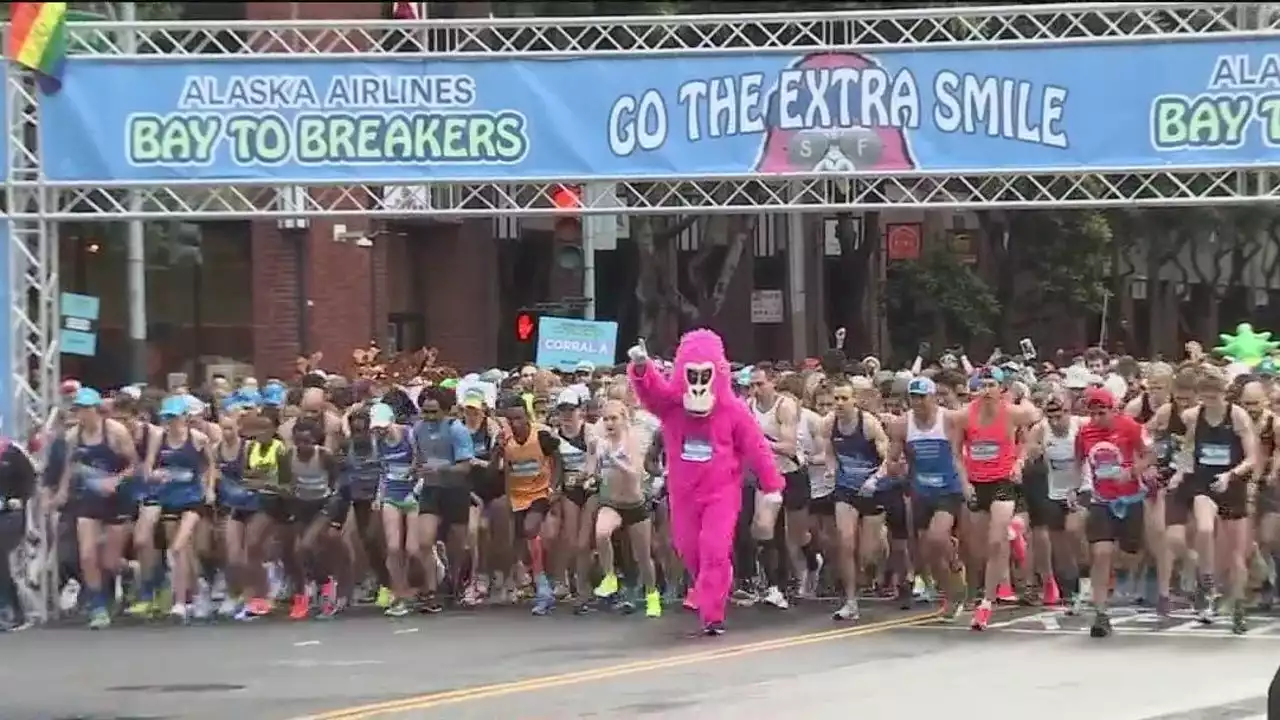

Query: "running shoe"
(731, 581), (758, 607)
(246, 597), (272, 616)
(645, 590), (662, 618)
(217, 597), (239, 619)
(124, 599), (155, 618)
(703, 621), (726, 637)
(682, 594), (699, 612)
(970, 603), (992, 630)
(761, 586), (789, 609)
(419, 593), (444, 615)
(87, 607), (111, 630)
(594, 572), (619, 599)
(532, 576), (555, 616)
(1232, 603), (1247, 635)
(288, 593), (310, 620)
(384, 599), (410, 618)
(1089, 611), (1112, 638)
(375, 586), (393, 608)
(833, 599), (860, 622)
(170, 603), (189, 625)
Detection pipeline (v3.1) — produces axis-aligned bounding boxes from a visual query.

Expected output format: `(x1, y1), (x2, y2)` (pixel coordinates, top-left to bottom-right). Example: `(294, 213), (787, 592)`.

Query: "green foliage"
(890, 249), (999, 338)
(1018, 209), (1113, 312)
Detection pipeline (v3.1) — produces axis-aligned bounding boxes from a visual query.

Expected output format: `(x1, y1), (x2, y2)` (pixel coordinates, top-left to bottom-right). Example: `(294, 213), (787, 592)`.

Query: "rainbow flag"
(6, 2), (69, 93)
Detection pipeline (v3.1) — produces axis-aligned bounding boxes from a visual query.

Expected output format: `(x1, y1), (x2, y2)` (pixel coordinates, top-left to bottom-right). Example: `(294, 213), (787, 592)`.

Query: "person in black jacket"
(0, 439), (37, 629)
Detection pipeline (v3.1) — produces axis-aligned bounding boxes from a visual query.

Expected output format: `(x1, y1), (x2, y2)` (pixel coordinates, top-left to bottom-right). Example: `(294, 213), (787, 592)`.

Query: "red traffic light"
(515, 312), (536, 342)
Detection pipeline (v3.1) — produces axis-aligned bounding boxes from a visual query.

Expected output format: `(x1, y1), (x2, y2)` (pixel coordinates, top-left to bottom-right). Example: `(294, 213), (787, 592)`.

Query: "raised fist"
(628, 337), (649, 366)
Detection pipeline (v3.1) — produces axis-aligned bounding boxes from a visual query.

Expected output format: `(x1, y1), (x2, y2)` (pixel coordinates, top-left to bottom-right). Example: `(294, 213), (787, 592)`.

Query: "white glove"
(627, 337), (650, 366)
(759, 491), (783, 508)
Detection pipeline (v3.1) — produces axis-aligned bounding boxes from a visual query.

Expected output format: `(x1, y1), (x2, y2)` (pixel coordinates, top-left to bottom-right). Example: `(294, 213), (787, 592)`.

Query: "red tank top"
(963, 401), (1017, 483)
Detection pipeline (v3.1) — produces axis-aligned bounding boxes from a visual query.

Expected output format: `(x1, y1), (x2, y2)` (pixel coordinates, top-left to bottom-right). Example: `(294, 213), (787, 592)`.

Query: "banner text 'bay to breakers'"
(34, 37), (1280, 183)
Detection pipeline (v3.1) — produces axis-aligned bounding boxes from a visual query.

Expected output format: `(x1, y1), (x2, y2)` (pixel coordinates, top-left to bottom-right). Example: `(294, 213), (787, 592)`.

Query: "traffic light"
(515, 311), (537, 342)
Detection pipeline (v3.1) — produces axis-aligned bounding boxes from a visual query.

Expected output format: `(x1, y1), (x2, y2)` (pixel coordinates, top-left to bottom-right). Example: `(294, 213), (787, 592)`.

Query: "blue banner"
(60, 292), (99, 357)
(36, 38), (1280, 182)
(535, 317), (617, 371)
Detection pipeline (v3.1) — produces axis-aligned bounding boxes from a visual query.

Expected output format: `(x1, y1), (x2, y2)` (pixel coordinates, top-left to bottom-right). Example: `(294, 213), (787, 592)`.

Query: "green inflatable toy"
(1215, 323), (1280, 367)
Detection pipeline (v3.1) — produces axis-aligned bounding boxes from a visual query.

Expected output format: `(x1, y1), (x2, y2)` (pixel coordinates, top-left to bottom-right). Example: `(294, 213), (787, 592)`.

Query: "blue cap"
(907, 377), (936, 396)
(976, 365), (1006, 383)
(261, 383), (287, 407)
(72, 387), (102, 407)
(734, 366), (753, 387)
(158, 395), (187, 419)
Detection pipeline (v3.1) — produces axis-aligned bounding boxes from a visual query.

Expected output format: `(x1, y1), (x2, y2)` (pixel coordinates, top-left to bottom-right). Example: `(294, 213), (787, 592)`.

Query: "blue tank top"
(72, 428), (125, 497)
(831, 412), (881, 491)
(379, 429), (415, 497)
(343, 438), (382, 500)
(216, 441), (256, 509)
(155, 433), (205, 507)
(905, 410), (961, 495)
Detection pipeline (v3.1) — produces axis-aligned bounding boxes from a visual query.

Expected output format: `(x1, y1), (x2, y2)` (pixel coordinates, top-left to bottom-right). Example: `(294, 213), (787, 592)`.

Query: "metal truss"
(63, 3), (1266, 58)
(36, 170), (1280, 220)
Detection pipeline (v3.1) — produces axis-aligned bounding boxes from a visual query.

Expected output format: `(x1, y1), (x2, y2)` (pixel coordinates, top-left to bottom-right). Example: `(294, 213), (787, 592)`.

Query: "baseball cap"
(849, 375), (873, 392)
(574, 361), (594, 374)
(158, 395), (187, 419)
(461, 387), (486, 410)
(72, 387), (102, 408)
(184, 395), (206, 418)
(1083, 386), (1116, 409)
(907, 377), (937, 396)
(975, 366), (1006, 383)
(369, 402), (396, 429)
(556, 388), (582, 408)
(1259, 357), (1278, 376)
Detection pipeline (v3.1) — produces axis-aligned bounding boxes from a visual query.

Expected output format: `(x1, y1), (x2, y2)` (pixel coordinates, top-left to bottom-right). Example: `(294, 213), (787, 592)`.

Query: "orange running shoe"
(289, 593), (310, 620)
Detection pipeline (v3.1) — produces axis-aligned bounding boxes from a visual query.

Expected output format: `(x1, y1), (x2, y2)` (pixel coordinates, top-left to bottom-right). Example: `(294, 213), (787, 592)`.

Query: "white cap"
(555, 388), (582, 408)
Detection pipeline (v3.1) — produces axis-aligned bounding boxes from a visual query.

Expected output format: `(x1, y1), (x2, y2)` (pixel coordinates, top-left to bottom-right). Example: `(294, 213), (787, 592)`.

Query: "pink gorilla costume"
(628, 329), (784, 631)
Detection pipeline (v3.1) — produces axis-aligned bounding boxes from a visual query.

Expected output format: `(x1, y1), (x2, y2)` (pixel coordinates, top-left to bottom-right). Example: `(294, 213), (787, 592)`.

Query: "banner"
(37, 38), (1280, 183)
(535, 317), (617, 371)
(59, 292), (99, 357)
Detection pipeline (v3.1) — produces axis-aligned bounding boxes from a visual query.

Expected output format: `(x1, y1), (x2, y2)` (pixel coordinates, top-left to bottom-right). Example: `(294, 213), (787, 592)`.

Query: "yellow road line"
(300, 611), (940, 720)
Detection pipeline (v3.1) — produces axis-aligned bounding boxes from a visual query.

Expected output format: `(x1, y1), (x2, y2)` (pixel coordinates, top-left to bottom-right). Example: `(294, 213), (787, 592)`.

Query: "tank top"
(905, 410), (961, 494)
(290, 448), (331, 501)
(217, 440), (254, 508)
(1041, 417), (1081, 501)
(831, 411), (881, 491)
(963, 401), (1018, 483)
(379, 429), (416, 498)
(72, 427), (125, 497)
(1192, 406), (1243, 483)
(414, 419), (461, 488)
(343, 437), (382, 501)
(802, 409), (832, 498)
(558, 426), (590, 488)
(752, 395), (801, 473)
(504, 428), (551, 511)
(247, 439), (285, 492)
(598, 435), (641, 505)
(155, 432), (205, 507)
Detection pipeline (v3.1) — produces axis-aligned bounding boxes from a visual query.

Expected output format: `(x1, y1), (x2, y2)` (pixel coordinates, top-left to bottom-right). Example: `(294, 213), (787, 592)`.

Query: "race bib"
(386, 464), (413, 482)
(681, 437), (713, 463)
(1197, 443), (1231, 467)
(1048, 456), (1074, 472)
(915, 473), (945, 488)
(970, 441), (1000, 462)
(509, 459), (541, 477)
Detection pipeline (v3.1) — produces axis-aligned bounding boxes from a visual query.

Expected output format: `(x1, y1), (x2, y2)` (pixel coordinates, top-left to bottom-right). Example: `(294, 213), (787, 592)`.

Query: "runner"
(1170, 368), (1258, 632)
(588, 399), (661, 618)
(957, 366), (1039, 630)
(1023, 388), (1086, 613)
(817, 377), (891, 621)
(1148, 367), (1198, 612)
(748, 364), (805, 608)
(893, 376), (966, 620)
(1075, 386), (1151, 638)
(495, 394), (561, 616)
(371, 403), (418, 618)
(412, 388), (475, 614)
(555, 389), (598, 612)
(214, 409), (255, 618)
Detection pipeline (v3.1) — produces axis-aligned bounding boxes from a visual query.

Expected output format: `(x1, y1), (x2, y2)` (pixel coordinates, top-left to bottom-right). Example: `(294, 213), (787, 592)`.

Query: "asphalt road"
(0, 601), (1275, 720)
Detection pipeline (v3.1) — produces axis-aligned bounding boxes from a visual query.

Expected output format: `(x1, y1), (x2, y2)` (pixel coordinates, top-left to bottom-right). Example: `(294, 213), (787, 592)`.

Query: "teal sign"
(60, 292), (99, 356)
(535, 317), (618, 371)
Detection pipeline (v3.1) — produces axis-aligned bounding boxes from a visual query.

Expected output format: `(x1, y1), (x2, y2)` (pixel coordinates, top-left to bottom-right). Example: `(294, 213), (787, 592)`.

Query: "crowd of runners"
(2, 339), (1279, 640)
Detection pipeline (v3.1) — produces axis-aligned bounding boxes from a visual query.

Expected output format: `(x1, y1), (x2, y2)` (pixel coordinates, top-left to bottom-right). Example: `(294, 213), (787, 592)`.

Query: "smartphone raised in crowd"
(1020, 338), (1037, 360)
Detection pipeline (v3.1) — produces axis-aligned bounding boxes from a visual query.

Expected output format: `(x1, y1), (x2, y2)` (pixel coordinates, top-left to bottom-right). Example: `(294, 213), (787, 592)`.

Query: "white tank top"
(752, 395), (800, 473)
(800, 408), (831, 497)
(1042, 417), (1082, 500)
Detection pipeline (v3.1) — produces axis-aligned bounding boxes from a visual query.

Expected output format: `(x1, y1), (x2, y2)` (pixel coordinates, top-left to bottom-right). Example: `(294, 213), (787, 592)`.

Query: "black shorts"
(160, 503), (205, 523)
(513, 497), (552, 538)
(288, 498), (329, 526)
(1086, 502), (1144, 554)
(562, 485), (595, 509)
(418, 485), (472, 525)
(1023, 470), (1054, 528)
(471, 472), (506, 506)
(969, 479), (1018, 513)
(782, 469), (810, 511)
(1168, 474), (1250, 524)
(1039, 498), (1074, 533)
(75, 493), (132, 525)
(603, 501), (650, 528)
(911, 492), (964, 531)
(810, 493), (836, 517)
(324, 493), (351, 529)
(257, 493), (292, 523)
